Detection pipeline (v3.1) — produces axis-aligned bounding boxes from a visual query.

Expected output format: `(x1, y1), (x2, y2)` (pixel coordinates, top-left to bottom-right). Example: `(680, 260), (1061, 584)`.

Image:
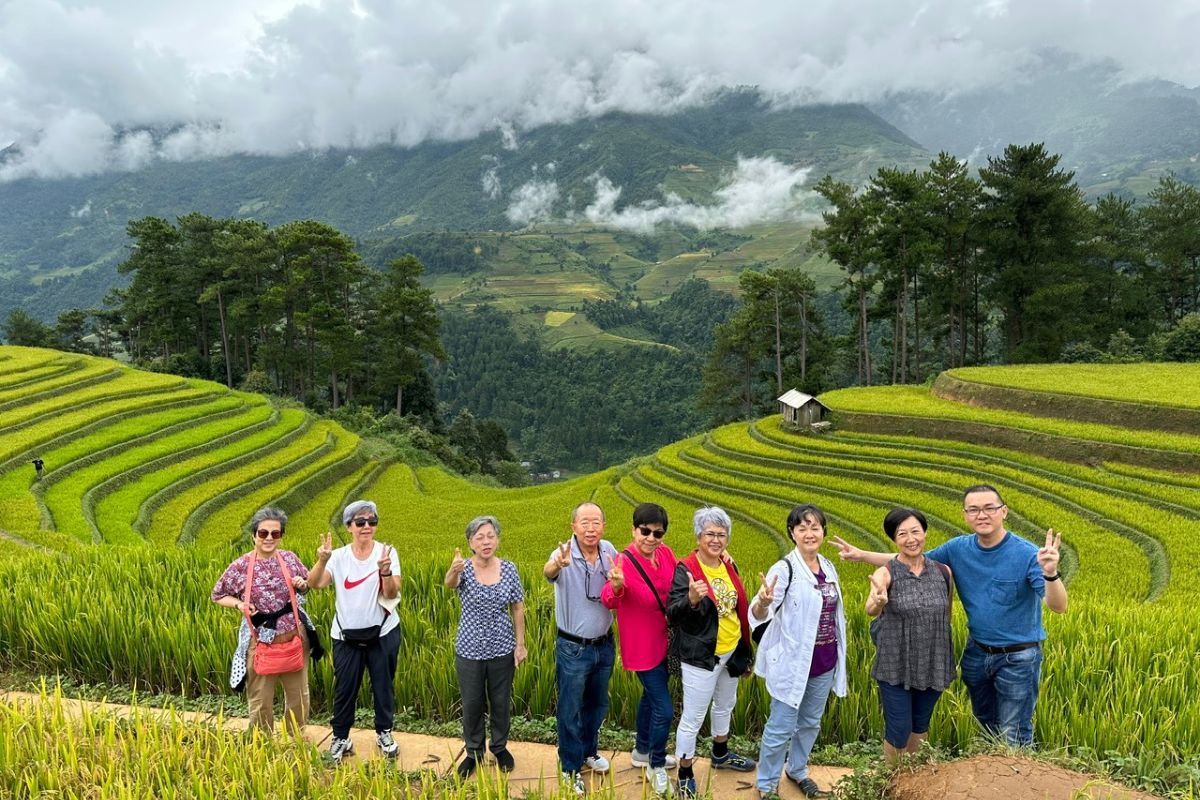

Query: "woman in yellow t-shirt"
(667, 506), (757, 796)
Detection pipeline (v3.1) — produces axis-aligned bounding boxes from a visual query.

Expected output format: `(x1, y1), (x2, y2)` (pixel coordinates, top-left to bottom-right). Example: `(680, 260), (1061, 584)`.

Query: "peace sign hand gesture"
(756, 572), (779, 607)
(450, 547), (467, 576)
(868, 572), (889, 608)
(378, 545), (394, 575)
(608, 553), (625, 593)
(830, 536), (862, 562)
(1037, 529), (1062, 577)
(554, 541), (572, 569)
(316, 532), (333, 563)
(687, 574), (707, 606)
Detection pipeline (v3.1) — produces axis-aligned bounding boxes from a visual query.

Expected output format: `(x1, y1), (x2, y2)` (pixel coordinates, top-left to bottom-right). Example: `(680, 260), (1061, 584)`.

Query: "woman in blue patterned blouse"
(445, 515), (527, 778)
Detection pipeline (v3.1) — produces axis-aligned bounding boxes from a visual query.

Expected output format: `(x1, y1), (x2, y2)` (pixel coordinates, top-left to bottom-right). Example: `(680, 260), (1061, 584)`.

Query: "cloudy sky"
(2, 0), (1199, 182)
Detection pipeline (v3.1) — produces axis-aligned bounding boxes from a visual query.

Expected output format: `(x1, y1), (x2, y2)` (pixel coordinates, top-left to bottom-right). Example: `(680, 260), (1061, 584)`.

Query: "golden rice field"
(0, 345), (1198, 794)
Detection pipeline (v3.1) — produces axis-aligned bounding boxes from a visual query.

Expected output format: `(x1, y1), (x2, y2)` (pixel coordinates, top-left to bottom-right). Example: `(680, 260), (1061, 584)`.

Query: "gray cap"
(342, 499), (378, 525)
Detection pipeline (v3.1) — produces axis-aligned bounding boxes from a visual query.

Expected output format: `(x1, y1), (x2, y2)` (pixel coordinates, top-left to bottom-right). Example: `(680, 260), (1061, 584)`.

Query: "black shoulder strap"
(624, 548), (668, 616)
(779, 556), (795, 602)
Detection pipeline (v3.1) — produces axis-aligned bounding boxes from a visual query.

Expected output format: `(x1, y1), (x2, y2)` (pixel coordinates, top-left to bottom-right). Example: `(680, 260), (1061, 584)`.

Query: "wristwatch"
(1043, 572), (1061, 582)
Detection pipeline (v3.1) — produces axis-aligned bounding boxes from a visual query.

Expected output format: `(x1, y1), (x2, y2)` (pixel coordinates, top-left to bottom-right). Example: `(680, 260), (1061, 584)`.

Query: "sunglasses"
(254, 528), (283, 540)
(351, 516), (379, 528)
(636, 525), (666, 539)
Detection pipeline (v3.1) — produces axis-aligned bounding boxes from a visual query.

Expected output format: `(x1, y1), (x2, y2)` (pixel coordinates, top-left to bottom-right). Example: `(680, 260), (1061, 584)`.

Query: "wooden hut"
(777, 389), (829, 427)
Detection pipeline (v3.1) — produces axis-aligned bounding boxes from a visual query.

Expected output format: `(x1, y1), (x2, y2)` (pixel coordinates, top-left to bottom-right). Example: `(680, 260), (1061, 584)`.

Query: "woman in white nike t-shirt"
(307, 499), (402, 763)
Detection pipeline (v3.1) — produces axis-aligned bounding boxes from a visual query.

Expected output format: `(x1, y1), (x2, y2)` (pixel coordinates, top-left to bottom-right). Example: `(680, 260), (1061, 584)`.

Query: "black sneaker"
(456, 753), (478, 779)
(711, 750), (756, 771)
(787, 774), (829, 797)
(495, 748), (515, 772)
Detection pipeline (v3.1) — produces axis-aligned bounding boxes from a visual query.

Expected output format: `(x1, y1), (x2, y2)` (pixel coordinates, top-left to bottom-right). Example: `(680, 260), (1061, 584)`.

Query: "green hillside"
(0, 91), (925, 322)
(0, 345), (1197, 791)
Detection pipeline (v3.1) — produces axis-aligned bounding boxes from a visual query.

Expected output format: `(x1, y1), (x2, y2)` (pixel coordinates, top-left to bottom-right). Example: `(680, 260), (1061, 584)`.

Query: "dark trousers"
(331, 627), (400, 738)
(456, 653), (515, 755)
(635, 659), (674, 768)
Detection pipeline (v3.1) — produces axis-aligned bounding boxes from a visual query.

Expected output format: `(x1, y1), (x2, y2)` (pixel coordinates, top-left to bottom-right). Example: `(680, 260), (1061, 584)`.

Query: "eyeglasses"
(964, 505), (1006, 518)
(351, 516), (379, 528)
(636, 525), (666, 539)
(584, 564), (609, 602)
(254, 529), (283, 540)
(701, 530), (729, 541)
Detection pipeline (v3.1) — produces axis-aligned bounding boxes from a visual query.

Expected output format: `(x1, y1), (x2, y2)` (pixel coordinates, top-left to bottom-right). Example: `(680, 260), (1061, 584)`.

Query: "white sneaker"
(631, 750), (678, 769)
(584, 754), (611, 773)
(645, 766), (671, 796)
(565, 771), (585, 796)
(376, 730), (398, 757)
(327, 736), (354, 764)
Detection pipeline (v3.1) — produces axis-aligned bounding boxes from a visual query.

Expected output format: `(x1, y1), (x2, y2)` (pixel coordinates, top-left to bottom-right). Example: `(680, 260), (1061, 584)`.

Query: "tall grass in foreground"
(0, 690), (603, 799)
(1, 546), (1198, 793)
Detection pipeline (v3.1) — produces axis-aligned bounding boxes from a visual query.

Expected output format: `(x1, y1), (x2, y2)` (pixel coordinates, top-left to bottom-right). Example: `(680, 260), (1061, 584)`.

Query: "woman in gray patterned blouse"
(865, 508), (957, 765)
(444, 515), (527, 778)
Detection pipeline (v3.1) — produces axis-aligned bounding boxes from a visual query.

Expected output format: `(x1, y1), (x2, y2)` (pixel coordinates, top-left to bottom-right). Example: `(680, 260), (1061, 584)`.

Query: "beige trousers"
(245, 632), (310, 735)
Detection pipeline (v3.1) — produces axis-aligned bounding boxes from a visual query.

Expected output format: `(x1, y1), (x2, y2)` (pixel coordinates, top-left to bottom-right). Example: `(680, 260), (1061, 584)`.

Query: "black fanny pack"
(339, 622), (382, 649)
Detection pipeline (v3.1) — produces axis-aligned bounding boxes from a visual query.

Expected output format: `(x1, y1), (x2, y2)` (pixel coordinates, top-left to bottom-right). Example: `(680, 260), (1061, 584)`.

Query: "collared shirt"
(547, 536), (617, 640)
(754, 550), (848, 708)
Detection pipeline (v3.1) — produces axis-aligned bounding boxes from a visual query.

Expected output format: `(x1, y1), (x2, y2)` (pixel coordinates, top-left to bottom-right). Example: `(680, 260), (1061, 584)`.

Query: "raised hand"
(378, 545), (394, 575)
(1037, 529), (1062, 577)
(688, 573), (707, 605)
(756, 572), (779, 607)
(608, 553), (625, 593)
(868, 572), (889, 609)
(450, 547), (467, 576)
(316, 532), (333, 563)
(830, 536), (862, 562)
(554, 541), (572, 569)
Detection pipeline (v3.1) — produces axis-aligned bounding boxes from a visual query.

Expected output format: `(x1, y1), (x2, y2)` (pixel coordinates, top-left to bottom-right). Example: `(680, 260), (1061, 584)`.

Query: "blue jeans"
(634, 660), (674, 768)
(756, 669), (834, 793)
(960, 640), (1042, 747)
(877, 681), (943, 748)
(556, 636), (615, 772)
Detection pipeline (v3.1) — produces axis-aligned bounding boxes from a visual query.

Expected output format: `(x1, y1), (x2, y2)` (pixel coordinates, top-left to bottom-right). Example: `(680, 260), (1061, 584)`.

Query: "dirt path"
(0, 690), (850, 797)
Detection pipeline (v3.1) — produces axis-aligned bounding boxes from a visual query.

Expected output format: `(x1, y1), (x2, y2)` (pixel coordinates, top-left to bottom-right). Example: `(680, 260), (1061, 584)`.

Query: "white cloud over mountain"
(2, 0), (1198, 182)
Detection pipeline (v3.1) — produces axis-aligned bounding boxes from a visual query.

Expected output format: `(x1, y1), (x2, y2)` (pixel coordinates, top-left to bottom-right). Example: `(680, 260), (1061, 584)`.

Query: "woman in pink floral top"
(211, 506), (312, 734)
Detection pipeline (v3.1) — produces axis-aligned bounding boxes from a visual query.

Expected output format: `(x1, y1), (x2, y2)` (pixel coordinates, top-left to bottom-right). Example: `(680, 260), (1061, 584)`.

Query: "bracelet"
(380, 571), (393, 577)
(1043, 572), (1061, 582)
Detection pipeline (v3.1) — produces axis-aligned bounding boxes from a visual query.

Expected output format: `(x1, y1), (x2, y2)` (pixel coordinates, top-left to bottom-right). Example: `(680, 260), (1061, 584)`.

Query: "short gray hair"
(571, 501), (605, 523)
(693, 506), (732, 542)
(466, 515), (502, 541)
(342, 499), (378, 526)
(248, 506), (287, 534)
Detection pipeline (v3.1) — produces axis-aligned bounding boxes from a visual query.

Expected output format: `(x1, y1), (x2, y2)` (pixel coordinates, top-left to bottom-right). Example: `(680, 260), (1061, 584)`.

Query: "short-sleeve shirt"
(547, 537), (617, 639)
(926, 531), (1046, 646)
(325, 542), (401, 640)
(456, 559), (524, 659)
(211, 550), (308, 638)
(699, 559), (741, 655)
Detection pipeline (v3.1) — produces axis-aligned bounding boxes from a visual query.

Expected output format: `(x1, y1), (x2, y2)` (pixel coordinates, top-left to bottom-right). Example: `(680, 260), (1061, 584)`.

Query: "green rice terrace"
(1, 346), (1198, 793)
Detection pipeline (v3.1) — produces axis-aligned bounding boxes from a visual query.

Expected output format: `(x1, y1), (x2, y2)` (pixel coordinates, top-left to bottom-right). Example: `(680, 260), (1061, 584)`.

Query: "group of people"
(211, 484), (1068, 799)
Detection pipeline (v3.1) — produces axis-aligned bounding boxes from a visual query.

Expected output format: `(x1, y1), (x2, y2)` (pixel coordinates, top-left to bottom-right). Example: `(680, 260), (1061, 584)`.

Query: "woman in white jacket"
(750, 504), (847, 799)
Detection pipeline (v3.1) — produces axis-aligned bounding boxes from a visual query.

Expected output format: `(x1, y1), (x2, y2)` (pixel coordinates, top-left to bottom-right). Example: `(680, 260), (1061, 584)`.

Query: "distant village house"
(777, 389), (829, 427)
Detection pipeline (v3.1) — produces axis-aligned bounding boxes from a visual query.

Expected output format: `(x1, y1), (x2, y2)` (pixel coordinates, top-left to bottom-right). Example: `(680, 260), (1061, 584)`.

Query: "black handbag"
(624, 549), (682, 676)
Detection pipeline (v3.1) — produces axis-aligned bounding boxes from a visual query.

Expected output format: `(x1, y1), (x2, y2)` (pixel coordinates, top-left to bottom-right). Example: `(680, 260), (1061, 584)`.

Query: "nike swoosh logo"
(344, 574), (372, 590)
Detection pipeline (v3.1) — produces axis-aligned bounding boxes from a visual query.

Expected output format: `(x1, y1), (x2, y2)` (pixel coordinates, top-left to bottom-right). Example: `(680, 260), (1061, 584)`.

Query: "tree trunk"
(798, 295), (808, 383)
(216, 286), (233, 389)
(396, 384), (403, 416)
(773, 289), (783, 393)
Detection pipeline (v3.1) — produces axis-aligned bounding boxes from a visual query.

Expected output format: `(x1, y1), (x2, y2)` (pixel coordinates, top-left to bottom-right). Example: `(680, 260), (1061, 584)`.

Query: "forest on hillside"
(5, 143), (1200, 471)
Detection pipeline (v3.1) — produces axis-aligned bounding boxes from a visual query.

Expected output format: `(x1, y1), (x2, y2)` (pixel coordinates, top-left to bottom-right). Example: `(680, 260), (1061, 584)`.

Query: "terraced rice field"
(0, 345), (1197, 789)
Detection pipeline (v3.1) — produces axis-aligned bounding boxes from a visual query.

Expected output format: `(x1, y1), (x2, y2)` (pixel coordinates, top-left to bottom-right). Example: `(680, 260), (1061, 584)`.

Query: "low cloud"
(505, 178), (560, 224)
(2, 0), (1199, 181)
(504, 156), (816, 232)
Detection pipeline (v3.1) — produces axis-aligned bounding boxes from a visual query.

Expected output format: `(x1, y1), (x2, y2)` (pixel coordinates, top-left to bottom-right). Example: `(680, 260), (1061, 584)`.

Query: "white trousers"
(674, 650), (739, 759)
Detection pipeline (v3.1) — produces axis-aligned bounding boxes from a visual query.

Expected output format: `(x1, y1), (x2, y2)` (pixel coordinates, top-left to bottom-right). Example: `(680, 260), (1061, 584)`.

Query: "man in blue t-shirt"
(834, 484), (1068, 747)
